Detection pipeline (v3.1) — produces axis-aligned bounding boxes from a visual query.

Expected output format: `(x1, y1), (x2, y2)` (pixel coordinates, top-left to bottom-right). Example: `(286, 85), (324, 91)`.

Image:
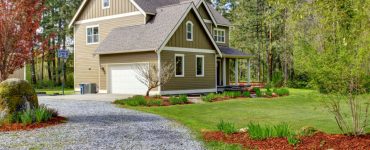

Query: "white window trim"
(102, 0), (110, 9)
(86, 25), (99, 45)
(175, 54), (185, 77)
(214, 28), (226, 44)
(196, 55), (205, 77)
(186, 21), (193, 41)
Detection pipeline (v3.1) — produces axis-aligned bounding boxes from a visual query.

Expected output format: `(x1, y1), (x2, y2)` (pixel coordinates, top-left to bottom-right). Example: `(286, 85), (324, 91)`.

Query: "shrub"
(247, 122), (294, 140)
(223, 91), (241, 98)
(273, 123), (292, 137)
(169, 96), (183, 105)
(179, 95), (188, 103)
(273, 88), (290, 96)
(217, 120), (238, 134)
(253, 88), (262, 97)
(147, 99), (162, 106)
(19, 110), (33, 125)
(34, 105), (54, 123)
(265, 90), (273, 97)
(287, 135), (300, 146)
(115, 95), (147, 106)
(0, 79), (38, 117)
(202, 93), (217, 102)
(242, 91), (250, 97)
(271, 71), (284, 87)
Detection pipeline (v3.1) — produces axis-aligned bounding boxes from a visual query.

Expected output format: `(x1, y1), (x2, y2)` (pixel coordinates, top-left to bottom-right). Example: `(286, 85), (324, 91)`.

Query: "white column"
(248, 58), (251, 84)
(223, 58), (226, 86)
(235, 59), (239, 85)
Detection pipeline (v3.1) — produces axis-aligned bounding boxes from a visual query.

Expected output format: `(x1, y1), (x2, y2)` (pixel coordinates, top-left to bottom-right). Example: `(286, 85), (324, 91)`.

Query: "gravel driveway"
(0, 95), (203, 150)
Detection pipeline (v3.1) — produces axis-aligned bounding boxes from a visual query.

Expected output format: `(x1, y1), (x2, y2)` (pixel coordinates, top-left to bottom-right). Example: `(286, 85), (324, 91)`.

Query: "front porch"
(216, 46), (253, 92)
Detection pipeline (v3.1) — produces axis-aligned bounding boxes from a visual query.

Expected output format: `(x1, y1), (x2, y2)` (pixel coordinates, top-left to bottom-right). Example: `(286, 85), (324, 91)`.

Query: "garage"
(109, 64), (148, 94)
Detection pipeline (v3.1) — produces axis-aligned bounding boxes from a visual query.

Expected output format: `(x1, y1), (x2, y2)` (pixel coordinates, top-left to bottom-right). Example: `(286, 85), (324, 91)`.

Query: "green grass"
(35, 88), (75, 95)
(125, 89), (370, 149)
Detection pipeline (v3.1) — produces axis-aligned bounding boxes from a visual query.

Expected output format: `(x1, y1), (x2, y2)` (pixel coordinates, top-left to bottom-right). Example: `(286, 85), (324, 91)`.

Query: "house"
(69, 0), (253, 95)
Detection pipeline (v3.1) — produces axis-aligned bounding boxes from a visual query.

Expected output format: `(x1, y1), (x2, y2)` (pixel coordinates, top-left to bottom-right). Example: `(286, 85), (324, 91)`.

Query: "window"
(213, 29), (225, 43)
(86, 25), (99, 44)
(186, 21), (193, 41)
(102, 0), (110, 9)
(175, 54), (185, 77)
(196, 55), (204, 77)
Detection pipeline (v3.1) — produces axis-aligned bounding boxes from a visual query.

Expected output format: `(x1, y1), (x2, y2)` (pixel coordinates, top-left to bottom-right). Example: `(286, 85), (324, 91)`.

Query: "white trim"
(157, 3), (223, 57)
(73, 27), (76, 91)
(68, 0), (88, 28)
(102, 0), (110, 9)
(235, 59), (238, 85)
(196, 0), (218, 27)
(203, 19), (212, 23)
(99, 90), (108, 94)
(129, 0), (153, 17)
(161, 88), (217, 95)
(175, 54), (185, 77)
(75, 11), (142, 25)
(215, 55), (218, 87)
(23, 65), (27, 80)
(195, 55), (205, 77)
(248, 59), (251, 84)
(86, 25), (100, 45)
(186, 21), (194, 41)
(223, 58), (226, 86)
(214, 28), (226, 43)
(157, 51), (162, 94)
(163, 47), (215, 53)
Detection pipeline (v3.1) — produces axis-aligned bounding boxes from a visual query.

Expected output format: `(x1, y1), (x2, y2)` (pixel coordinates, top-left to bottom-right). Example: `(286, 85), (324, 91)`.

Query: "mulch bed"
(203, 131), (370, 150)
(0, 116), (67, 132)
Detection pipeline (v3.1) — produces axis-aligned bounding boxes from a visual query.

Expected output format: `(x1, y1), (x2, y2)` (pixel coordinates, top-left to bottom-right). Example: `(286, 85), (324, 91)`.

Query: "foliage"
(273, 88), (290, 96)
(288, 73), (311, 89)
(8, 105), (57, 125)
(217, 120), (238, 134)
(293, 0), (370, 135)
(265, 88), (273, 97)
(0, 79), (38, 117)
(135, 62), (174, 96)
(247, 122), (293, 140)
(253, 88), (262, 97)
(114, 95), (147, 107)
(298, 126), (318, 137)
(179, 95), (188, 103)
(169, 96), (188, 105)
(242, 91), (251, 97)
(223, 91), (241, 98)
(271, 70), (284, 87)
(147, 99), (162, 107)
(287, 135), (300, 146)
(19, 110), (33, 125)
(0, 0), (46, 81)
(201, 93), (218, 102)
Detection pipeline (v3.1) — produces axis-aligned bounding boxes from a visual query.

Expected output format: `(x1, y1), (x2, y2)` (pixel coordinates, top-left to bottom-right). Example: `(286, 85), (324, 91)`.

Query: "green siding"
(161, 50), (216, 91)
(166, 10), (215, 50)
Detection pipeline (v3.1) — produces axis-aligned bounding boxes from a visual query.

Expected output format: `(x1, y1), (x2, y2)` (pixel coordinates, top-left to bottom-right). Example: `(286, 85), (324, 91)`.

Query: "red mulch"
(0, 116), (67, 132)
(203, 131), (370, 150)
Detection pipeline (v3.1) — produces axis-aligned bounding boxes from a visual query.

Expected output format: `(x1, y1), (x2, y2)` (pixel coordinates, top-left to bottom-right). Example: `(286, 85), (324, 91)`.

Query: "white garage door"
(109, 64), (147, 94)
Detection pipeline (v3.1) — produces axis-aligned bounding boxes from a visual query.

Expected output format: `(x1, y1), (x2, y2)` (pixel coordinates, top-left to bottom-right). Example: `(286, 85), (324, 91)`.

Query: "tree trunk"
(30, 48), (37, 84)
(41, 50), (44, 81)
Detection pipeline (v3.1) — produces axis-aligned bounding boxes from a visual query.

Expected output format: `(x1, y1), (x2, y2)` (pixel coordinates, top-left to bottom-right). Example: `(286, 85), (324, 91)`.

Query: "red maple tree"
(0, 0), (45, 81)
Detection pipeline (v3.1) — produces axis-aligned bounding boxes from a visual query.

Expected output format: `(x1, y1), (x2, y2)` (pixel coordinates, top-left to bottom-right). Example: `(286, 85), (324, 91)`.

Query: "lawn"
(128, 89), (369, 148)
(36, 88), (75, 95)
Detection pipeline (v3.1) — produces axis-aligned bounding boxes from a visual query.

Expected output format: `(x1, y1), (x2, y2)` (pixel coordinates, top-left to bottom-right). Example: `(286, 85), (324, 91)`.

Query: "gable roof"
(205, 2), (231, 26)
(95, 2), (222, 57)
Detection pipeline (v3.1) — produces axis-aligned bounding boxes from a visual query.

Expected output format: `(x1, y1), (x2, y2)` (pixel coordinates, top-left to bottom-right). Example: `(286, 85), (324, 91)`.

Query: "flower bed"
(0, 105), (66, 132)
(203, 131), (370, 149)
(114, 95), (193, 107)
(201, 88), (290, 102)
(203, 120), (369, 149)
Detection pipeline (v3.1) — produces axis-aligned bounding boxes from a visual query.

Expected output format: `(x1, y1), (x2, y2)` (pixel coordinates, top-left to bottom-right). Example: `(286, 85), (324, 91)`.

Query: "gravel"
(0, 96), (203, 150)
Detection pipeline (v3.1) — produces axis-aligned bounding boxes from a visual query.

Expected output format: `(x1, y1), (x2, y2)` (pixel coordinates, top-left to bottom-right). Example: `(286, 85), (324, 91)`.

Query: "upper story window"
(175, 54), (185, 77)
(214, 28), (225, 43)
(196, 55), (204, 77)
(86, 25), (99, 44)
(186, 21), (193, 41)
(102, 0), (110, 9)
